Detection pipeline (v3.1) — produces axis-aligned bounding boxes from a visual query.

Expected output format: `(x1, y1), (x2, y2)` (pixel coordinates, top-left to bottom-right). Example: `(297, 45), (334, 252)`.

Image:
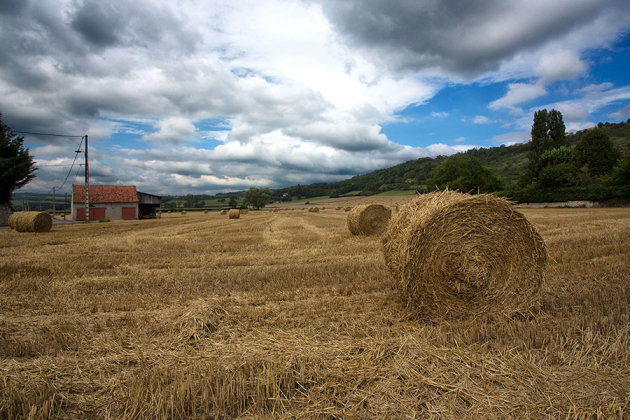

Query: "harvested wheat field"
(1, 203), (629, 418)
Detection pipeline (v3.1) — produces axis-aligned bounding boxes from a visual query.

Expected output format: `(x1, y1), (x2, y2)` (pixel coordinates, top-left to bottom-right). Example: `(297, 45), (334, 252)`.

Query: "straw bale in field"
(220, 209), (228, 215)
(347, 204), (392, 235)
(181, 210), (186, 215)
(344, 207), (352, 212)
(8, 211), (53, 232)
(308, 207), (320, 213)
(228, 209), (240, 219)
(204, 210), (208, 214)
(382, 190), (547, 320)
(241, 210), (248, 214)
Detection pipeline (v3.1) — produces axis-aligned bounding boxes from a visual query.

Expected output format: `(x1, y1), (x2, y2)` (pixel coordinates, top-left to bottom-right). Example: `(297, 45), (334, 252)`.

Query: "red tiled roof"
(72, 185), (138, 204)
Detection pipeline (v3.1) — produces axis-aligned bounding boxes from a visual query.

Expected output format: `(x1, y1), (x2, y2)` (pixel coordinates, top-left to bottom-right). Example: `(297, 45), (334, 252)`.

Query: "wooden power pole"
(84, 134), (89, 222)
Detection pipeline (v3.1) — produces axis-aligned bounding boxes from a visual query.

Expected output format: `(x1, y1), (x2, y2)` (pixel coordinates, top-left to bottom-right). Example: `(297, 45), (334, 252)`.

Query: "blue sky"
(1, 0), (630, 195)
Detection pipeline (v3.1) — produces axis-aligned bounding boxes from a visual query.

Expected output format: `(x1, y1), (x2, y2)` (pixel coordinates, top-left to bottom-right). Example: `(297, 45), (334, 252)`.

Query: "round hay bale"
(347, 204), (391, 235)
(8, 211), (53, 232)
(241, 210), (248, 215)
(309, 207), (320, 213)
(181, 210), (186, 215)
(203, 210), (208, 214)
(220, 209), (228, 215)
(228, 209), (240, 219)
(382, 191), (547, 320)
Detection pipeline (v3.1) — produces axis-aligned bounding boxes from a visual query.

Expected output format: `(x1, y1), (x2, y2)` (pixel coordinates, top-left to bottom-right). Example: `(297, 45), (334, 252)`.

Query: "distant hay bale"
(347, 204), (392, 235)
(228, 209), (240, 219)
(382, 190), (547, 320)
(344, 207), (352, 212)
(220, 209), (228, 215)
(8, 211), (53, 232)
(204, 210), (208, 214)
(273, 209), (280, 212)
(308, 207), (320, 213)
(336, 207), (342, 211)
(241, 210), (248, 214)
(181, 210), (186, 215)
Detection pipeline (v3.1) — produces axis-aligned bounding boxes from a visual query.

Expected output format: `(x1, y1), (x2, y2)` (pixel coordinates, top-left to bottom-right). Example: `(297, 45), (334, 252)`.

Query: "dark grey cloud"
(318, 0), (628, 77)
(0, 0), (28, 15)
(71, 1), (123, 47)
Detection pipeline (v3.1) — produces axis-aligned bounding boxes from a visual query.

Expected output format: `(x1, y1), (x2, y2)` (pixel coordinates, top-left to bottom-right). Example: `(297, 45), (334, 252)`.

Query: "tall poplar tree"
(528, 109), (566, 178)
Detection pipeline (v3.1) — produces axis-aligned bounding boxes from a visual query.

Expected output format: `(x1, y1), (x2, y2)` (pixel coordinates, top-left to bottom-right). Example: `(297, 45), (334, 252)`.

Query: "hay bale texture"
(220, 209), (228, 215)
(228, 209), (240, 219)
(382, 191), (547, 319)
(347, 204), (392, 235)
(8, 211), (53, 232)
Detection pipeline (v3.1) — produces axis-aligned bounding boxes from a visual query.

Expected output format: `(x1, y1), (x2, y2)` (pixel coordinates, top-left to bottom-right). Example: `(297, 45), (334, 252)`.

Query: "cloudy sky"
(2, 0), (630, 195)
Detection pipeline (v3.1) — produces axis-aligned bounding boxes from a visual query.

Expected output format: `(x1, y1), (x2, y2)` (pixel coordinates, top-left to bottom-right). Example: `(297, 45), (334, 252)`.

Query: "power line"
(37, 163), (84, 167)
(56, 136), (85, 192)
(13, 130), (84, 138)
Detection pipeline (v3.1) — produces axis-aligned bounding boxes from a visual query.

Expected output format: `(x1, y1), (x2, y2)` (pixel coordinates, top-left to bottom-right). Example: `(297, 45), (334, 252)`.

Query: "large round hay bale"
(8, 211), (53, 232)
(382, 191), (547, 320)
(228, 209), (240, 219)
(347, 204), (391, 235)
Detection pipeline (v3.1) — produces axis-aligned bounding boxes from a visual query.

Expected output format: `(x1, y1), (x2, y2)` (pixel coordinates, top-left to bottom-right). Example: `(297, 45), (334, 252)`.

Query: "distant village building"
(71, 185), (161, 221)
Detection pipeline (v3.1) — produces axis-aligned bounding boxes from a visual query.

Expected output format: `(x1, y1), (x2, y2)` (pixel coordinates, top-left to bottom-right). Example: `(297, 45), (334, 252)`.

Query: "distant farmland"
(1, 198), (629, 418)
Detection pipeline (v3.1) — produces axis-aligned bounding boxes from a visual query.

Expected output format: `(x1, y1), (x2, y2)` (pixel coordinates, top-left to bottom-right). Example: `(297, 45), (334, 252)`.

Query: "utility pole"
(64, 192), (67, 221)
(84, 134), (89, 222)
(52, 186), (55, 218)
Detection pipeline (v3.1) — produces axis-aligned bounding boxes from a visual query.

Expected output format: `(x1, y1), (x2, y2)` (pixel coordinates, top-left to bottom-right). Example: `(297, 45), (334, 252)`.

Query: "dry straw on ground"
(8, 211), (53, 232)
(228, 209), (240, 219)
(344, 207), (352, 212)
(347, 204), (392, 235)
(382, 190), (547, 320)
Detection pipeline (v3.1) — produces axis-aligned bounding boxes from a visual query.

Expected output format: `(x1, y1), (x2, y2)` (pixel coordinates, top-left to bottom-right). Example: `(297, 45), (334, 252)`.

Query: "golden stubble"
(1, 204), (629, 419)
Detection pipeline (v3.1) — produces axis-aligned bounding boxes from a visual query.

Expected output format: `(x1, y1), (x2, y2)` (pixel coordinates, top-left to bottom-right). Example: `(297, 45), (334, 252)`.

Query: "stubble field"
(1, 198), (629, 419)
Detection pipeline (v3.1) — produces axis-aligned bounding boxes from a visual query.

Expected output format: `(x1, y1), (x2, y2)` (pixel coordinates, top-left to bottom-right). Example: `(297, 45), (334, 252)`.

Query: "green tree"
(571, 128), (619, 176)
(228, 196), (238, 208)
(243, 187), (272, 210)
(528, 109), (566, 178)
(426, 154), (503, 193)
(185, 194), (195, 208)
(1, 114), (36, 206)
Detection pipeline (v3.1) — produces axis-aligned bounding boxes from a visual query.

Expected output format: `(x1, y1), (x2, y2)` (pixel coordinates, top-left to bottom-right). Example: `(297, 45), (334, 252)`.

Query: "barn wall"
(73, 203), (138, 220)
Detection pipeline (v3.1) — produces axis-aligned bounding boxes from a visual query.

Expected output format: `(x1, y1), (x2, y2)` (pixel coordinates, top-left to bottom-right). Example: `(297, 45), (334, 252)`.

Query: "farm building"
(71, 185), (161, 221)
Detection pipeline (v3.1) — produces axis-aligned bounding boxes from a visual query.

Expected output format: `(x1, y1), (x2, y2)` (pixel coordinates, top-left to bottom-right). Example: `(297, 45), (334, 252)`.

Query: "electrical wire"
(56, 136), (85, 192)
(13, 130), (84, 138)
